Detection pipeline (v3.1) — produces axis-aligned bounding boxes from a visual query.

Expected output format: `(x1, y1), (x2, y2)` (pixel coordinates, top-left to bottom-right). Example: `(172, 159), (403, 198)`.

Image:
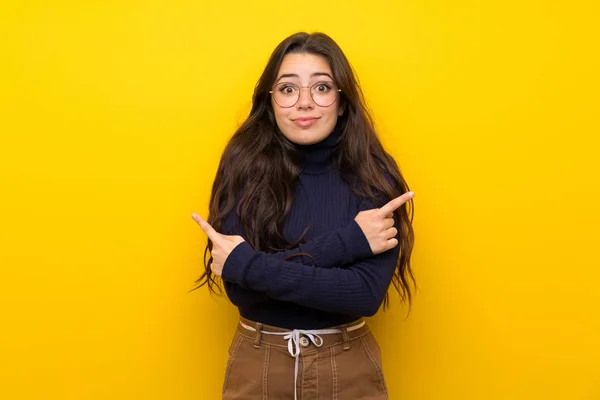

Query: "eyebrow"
(275, 72), (334, 83)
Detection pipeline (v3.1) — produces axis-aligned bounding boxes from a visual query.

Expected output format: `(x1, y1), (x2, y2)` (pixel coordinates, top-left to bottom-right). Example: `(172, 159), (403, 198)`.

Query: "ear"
(338, 102), (346, 117)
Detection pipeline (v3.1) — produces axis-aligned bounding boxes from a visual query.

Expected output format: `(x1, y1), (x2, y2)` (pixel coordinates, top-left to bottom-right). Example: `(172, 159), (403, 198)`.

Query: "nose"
(296, 86), (314, 110)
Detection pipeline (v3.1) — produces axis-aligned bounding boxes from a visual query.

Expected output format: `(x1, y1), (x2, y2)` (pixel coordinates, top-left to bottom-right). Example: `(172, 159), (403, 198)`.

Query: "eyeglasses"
(269, 81), (342, 108)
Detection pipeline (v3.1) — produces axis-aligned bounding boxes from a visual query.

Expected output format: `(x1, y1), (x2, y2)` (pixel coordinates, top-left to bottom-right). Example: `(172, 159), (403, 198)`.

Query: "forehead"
(277, 53), (333, 79)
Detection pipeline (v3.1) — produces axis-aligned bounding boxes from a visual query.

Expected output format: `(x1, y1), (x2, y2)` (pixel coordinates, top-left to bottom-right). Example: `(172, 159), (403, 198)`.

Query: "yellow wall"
(1, 0), (599, 399)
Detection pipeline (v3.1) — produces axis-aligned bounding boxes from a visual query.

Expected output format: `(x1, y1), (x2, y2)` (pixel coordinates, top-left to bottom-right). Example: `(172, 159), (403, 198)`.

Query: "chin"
(285, 129), (330, 146)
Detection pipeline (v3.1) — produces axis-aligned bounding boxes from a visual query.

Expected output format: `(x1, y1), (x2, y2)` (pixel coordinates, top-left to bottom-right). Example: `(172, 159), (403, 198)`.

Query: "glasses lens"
(272, 83), (299, 108)
(311, 82), (339, 107)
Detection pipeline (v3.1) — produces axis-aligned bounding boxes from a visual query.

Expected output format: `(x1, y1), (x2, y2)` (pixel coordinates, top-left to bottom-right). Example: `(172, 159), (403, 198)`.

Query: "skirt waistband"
(237, 317), (370, 349)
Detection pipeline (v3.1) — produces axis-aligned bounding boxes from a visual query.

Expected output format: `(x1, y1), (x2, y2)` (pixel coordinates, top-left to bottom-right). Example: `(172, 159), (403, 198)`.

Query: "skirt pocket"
(332, 332), (388, 399)
(222, 332), (269, 399)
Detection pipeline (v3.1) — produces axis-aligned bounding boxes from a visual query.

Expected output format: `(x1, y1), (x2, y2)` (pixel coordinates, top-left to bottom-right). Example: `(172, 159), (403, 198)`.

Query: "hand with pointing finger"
(354, 191), (414, 255)
(191, 214), (245, 277)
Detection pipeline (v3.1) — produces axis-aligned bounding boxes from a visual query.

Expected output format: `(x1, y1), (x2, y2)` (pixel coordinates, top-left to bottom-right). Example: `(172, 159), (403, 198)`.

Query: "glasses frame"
(269, 81), (342, 108)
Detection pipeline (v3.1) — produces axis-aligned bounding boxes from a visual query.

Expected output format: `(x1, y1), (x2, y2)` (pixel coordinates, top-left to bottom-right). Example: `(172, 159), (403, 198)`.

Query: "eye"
(277, 83), (298, 94)
(314, 82), (333, 92)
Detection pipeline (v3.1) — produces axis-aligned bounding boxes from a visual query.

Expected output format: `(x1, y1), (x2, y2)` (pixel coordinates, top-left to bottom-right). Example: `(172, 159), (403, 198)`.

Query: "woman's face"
(271, 53), (343, 145)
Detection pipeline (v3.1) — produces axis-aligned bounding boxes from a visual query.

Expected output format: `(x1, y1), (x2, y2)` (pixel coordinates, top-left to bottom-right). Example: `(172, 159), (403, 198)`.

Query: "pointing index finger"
(377, 192), (414, 217)
(192, 213), (220, 242)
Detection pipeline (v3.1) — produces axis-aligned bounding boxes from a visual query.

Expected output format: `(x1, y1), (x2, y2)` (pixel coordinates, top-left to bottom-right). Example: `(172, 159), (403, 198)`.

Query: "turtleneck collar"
(293, 127), (341, 175)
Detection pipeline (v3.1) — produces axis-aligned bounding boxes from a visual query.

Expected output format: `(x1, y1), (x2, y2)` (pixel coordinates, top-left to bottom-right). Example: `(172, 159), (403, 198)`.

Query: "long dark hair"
(195, 32), (415, 307)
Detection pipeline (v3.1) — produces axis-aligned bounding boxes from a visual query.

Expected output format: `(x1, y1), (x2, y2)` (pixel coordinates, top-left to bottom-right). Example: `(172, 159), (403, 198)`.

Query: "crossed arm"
(192, 192), (413, 316)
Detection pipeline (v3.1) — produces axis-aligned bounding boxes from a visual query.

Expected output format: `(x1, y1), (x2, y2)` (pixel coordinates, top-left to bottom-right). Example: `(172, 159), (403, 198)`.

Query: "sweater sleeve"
(220, 206), (374, 307)
(220, 195), (400, 317)
(221, 240), (398, 316)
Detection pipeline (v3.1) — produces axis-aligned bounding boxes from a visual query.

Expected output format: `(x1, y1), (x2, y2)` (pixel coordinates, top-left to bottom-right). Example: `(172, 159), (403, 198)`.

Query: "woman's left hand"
(192, 214), (245, 277)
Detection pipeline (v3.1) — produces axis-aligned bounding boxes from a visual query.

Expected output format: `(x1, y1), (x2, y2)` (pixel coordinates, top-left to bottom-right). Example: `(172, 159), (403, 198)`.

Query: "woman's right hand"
(354, 192), (414, 254)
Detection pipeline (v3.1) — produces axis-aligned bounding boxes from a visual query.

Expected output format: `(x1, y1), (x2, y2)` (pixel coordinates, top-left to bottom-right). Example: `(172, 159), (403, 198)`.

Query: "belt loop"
(253, 322), (263, 348)
(341, 325), (351, 350)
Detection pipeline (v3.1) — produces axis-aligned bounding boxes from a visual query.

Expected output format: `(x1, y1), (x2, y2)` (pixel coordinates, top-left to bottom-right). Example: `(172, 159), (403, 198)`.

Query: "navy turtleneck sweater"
(220, 129), (400, 329)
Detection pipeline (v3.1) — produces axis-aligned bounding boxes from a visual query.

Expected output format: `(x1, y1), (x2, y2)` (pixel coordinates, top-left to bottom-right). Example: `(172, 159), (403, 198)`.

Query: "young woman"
(193, 32), (415, 399)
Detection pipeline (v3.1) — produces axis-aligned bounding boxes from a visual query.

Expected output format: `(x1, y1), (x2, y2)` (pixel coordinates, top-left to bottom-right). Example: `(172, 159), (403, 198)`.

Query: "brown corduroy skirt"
(222, 317), (388, 399)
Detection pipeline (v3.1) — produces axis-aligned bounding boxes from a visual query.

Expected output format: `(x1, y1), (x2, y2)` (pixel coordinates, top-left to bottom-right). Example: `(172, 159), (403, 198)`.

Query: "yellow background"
(1, 0), (599, 399)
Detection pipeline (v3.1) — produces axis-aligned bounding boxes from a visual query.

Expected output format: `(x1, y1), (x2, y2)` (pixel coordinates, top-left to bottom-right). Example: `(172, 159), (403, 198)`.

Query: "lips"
(293, 117), (319, 127)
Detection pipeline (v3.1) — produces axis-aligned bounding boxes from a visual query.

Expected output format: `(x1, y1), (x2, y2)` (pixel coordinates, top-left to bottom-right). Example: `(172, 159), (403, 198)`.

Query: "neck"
(293, 129), (341, 175)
